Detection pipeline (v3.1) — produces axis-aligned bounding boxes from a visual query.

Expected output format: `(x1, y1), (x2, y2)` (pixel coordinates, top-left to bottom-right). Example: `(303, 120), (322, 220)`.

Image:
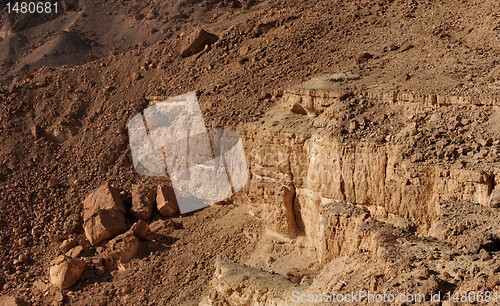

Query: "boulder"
(180, 28), (218, 57)
(49, 255), (85, 289)
(103, 231), (141, 270)
(84, 210), (128, 246)
(82, 182), (126, 222)
(130, 185), (155, 220)
(156, 185), (179, 216)
(131, 220), (150, 239)
(82, 182), (128, 246)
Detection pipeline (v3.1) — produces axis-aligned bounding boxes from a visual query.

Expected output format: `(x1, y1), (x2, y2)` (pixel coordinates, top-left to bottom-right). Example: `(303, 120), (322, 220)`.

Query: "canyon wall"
(236, 77), (498, 262)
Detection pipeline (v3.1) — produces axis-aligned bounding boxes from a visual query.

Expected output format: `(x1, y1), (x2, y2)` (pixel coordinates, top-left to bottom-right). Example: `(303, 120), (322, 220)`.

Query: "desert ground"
(0, 0), (499, 305)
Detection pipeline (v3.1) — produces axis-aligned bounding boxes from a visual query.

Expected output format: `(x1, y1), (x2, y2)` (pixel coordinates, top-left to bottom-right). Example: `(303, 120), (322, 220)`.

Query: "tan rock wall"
(237, 89), (495, 261)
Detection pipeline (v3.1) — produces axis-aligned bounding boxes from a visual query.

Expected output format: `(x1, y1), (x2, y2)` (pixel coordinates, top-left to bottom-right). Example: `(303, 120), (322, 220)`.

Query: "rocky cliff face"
(202, 76), (499, 304)
(238, 75), (497, 260)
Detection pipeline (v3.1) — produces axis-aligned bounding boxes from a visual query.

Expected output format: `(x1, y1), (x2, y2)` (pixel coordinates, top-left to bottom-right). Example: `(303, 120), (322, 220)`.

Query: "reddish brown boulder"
(131, 220), (150, 239)
(82, 182), (126, 222)
(82, 182), (128, 246)
(49, 255), (85, 289)
(130, 185), (155, 220)
(84, 210), (127, 246)
(156, 185), (179, 216)
(179, 28), (218, 57)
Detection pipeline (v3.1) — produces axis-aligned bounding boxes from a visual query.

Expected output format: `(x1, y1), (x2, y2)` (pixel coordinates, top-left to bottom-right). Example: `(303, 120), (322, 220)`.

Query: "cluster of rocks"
(48, 182), (179, 289)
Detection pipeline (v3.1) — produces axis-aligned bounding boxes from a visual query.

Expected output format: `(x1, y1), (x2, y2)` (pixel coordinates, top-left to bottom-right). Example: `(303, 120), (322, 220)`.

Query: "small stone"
(485, 65), (500, 82)
(411, 153), (424, 163)
(356, 52), (373, 64)
(388, 44), (399, 51)
(53, 291), (64, 304)
(489, 189), (500, 208)
(76, 234), (92, 250)
(291, 103), (307, 115)
(179, 28), (218, 58)
(49, 255), (85, 289)
(479, 138), (493, 147)
(399, 42), (414, 52)
(479, 249), (492, 261)
(420, 275), (444, 295)
(239, 45), (250, 57)
(260, 92), (272, 101)
(33, 279), (48, 292)
(265, 256), (275, 266)
(165, 219), (183, 230)
(145, 10), (157, 20)
(18, 254), (28, 263)
(63, 218), (80, 235)
(441, 253), (452, 261)
(131, 72), (142, 81)
(30, 124), (42, 138)
(65, 246), (84, 258)
(59, 238), (78, 253)
(349, 120), (358, 131)
(48, 178), (59, 188)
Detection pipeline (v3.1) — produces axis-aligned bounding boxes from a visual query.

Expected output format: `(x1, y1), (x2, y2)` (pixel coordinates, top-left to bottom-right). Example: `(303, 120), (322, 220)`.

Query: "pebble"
(47, 178), (59, 188)
(400, 42), (414, 52)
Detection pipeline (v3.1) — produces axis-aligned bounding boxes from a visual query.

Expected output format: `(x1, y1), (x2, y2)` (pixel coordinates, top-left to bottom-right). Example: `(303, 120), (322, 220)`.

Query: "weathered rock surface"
(200, 256), (300, 306)
(49, 255), (85, 289)
(83, 182), (126, 222)
(156, 185), (179, 216)
(84, 210), (128, 246)
(131, 184), (155, 220)
(83, 183), (127, 246)
(236, 78), (499, 263)
(102, 230), (141, 271)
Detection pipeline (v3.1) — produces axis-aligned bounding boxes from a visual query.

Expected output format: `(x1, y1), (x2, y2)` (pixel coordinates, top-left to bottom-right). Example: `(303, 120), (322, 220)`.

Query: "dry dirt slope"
(0, 0), (499, 304)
